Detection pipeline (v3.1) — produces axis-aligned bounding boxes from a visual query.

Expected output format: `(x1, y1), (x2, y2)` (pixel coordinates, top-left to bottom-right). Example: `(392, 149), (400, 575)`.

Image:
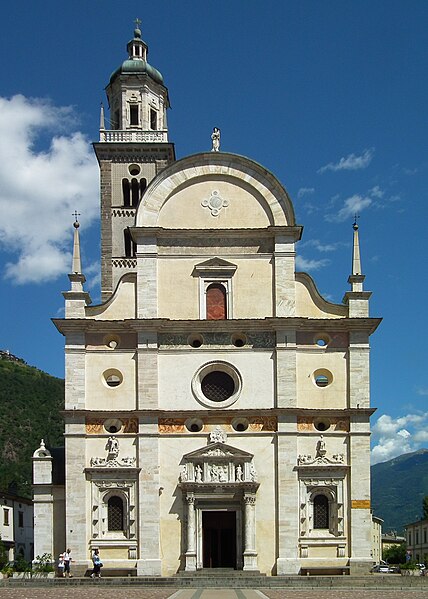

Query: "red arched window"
(206, 283), (227, 320)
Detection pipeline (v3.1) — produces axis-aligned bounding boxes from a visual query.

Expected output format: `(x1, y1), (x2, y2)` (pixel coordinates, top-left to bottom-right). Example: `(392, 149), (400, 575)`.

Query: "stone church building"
(32, 25), (380, 576)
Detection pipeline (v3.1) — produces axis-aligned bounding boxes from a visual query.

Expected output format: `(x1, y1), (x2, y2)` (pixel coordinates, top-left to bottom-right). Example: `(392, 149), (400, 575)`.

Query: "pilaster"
(137, 331), (159, 409)
(275, 329), (297, 408)
(32, 443), (54, 559)
(347, 331), (370, 409)
(136, 235), (158, 319)
(276, 417), (300, 575)
(348, 415), (372, 574)
(243, 493), (258, 570)
(273, 235), (296, 316)
(184, 493), (196, 571)
(64, 426), (87, 564)
(64, 332), (86, 410)
(137, 421), (161, 575)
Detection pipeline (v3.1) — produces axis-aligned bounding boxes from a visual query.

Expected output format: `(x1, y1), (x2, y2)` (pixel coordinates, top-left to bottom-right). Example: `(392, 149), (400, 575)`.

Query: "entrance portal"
(202, 511), (236, 568)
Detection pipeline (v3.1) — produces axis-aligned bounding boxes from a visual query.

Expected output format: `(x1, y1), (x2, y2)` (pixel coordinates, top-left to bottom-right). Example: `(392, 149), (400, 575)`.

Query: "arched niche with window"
(193, 258), (237, 320)
(298, 477), (345, 539)
(313, 493), (330, 529)
(107, 495), (124, 532)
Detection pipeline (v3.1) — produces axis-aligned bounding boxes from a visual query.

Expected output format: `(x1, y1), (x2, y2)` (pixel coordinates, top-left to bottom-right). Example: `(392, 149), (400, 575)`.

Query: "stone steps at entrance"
(177, 569), (265, 577)
(2, 575), (428, 589)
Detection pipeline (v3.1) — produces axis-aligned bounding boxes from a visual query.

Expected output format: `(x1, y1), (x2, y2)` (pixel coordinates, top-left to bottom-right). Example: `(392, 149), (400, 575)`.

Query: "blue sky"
(1, 1), (427, 463)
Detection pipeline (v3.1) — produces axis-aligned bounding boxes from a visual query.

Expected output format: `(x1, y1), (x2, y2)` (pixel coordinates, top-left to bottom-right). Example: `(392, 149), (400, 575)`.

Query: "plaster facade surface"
(33, 26), (381, 577)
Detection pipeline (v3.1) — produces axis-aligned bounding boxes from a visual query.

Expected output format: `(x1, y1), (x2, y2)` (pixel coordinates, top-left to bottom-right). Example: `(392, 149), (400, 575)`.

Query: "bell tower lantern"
(94, 20), (175, 300)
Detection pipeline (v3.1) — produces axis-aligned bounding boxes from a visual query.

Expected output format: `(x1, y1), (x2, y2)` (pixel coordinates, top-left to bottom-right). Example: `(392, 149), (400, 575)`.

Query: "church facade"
(32, 25), (380, 576)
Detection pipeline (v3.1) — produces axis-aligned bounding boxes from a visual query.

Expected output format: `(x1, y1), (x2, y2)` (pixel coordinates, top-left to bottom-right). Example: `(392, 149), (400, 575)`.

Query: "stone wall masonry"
(65, 435), (88, 564)
(347, 337), (370, 409)
(64, 334), (86, 410)
(276, 430), (300, 575)
(100, 161), (113, 301)
(137, 332), (159, 410)
(137, 429), (162, 575)
(276, 330), (297, 408)
(349, 430), (372, 567)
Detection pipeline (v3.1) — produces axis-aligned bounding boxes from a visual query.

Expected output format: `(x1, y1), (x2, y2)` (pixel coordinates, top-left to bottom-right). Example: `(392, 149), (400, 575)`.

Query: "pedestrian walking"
(91, 548), (103, 578)
(63, 548), (72, 577)
(57, 553), (65, 577)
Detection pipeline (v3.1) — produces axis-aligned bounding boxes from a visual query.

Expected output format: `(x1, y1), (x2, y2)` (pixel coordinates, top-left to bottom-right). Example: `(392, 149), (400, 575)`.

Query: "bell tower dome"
(94, 20), (175, 300)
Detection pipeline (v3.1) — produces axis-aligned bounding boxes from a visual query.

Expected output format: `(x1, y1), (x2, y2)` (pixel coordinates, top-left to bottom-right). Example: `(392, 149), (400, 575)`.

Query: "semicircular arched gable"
(135, 153), (296, 228)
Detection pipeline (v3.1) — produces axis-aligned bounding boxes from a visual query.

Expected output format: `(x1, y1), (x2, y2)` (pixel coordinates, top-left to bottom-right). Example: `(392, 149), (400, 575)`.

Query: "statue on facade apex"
(209, 426), (227, 444)
(211, 127), (220, 152)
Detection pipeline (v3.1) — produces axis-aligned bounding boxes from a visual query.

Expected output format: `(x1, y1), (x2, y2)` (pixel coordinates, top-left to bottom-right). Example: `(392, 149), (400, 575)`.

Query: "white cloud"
(302, 239), (341, 253)
(84, 261), (101, 292)
(325, 194), (372, 223)
(369, 185), (384, 199)
(0, 95), (99, 284)
(298, 187), (315, 199)
(371, 412), (428, 464)
(371, 434), (412, 465)
(417, 387), (428, 396)
(295, 255), (330, 271)
(318, 148), (374, 174)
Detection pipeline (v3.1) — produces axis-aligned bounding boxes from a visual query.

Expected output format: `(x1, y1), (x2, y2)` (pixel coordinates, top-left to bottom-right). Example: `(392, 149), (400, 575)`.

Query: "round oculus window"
(201, 371), (235, 402)
(192, 361), (242, 408)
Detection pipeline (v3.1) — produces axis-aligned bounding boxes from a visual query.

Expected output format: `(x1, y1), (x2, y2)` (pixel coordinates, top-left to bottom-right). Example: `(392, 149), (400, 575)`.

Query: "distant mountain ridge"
(0, 353), (64, 497)
(371, 448), (428, 533)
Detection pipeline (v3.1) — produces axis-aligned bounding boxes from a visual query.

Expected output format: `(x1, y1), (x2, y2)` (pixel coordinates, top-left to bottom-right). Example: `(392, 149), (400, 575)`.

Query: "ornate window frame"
(191, 361), (242, 409)
(193, 258), (237, 320)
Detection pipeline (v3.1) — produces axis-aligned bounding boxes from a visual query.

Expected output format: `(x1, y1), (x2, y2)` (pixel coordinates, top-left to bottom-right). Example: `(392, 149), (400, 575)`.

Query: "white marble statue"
(211, 127), (220, 152)
(107, 436), (119, 455)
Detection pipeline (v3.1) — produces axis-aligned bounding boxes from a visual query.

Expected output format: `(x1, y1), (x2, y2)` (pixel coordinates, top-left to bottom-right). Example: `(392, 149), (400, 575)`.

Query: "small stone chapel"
(32, 23), (381, 576)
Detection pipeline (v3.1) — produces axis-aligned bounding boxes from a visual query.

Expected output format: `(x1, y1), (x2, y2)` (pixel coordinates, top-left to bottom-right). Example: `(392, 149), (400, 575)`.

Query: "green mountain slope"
(0, 355), (64, 497)
(371, 449), (428, 533)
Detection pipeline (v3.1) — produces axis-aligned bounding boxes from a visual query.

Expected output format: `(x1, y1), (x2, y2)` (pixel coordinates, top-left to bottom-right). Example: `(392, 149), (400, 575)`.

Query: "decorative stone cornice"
(129, 225), (303, 241)
(52, 315), (382, 336)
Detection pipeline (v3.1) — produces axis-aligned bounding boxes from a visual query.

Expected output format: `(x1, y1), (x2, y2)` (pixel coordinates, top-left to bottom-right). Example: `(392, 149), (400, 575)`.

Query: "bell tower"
(94, 20), (175, 300)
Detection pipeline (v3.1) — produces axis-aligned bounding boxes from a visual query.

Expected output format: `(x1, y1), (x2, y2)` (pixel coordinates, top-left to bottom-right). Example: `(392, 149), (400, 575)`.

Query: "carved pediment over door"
(178, 441), (259, 490)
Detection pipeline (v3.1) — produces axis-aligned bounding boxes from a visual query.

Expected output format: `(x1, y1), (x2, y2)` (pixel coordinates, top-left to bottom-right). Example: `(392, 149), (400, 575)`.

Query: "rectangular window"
(114, 110), (120, 130)
(150, 108), (157, 130)
(18, 511), (24, 528)
(3, 508), (9, 526)
(416, 531), (419, 545)
(130, 105), (139, 126)
(424, 529), (427, 544)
